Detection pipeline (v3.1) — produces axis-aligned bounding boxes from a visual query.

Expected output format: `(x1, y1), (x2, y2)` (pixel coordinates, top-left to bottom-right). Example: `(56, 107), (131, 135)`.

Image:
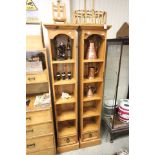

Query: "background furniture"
(44, 24), (79, 153)
(79, 25), (111, 148)
(103, 38), (129, 142)
(26, 34), (56, 155)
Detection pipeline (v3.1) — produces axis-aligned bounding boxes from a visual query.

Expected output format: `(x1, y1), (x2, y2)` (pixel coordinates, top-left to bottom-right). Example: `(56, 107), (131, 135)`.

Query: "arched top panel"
(84, 33), (105, 40)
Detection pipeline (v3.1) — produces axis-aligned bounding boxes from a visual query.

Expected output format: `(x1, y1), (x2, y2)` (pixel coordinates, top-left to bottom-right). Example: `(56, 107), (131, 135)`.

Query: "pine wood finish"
(26, 36), (56, 155)
(27, 148), (55, 155)
(26, 97), (56, 155)
(26, 134), (55, 153)
(26, 122), (54, 138)
(26, 36), (44, 51)
(79, 25), (111, 148)
(52, 0), (66, 24)
(73, 0), (107, 25)
(26, 48), (49, 95)
(44, 24), (79, 153)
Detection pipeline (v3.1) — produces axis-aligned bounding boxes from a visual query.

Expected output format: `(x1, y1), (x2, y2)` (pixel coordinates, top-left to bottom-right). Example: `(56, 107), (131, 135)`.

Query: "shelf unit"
(79, 25), (111, 148)
(44, 24), (79, 153)
(26, 35), (56, 155)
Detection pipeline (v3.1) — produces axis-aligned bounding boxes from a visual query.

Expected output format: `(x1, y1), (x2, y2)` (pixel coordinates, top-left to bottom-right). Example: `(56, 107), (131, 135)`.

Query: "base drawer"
(82, 131), (99, 142)
(26, 135), (54, 153)
(26, 122), (53, 138)
(26, 109), (52, 125)
(27, 148), (55, 155)
(58, 135), (77, 147)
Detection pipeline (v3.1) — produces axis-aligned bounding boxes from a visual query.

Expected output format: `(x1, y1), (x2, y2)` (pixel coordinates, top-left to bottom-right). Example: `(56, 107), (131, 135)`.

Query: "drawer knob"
(66, 138), (70, 143)
(28, 77), (35, 81)
(26, 129), (33, 133)
(89, 133), (92, 138)
(27, 143), (35, 148)
(26, 117), (31, 120)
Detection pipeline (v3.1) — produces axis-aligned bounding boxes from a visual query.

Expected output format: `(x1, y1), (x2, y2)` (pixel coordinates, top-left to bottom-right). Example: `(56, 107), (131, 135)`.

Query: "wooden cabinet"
(26, 97), (56, 155)
(44, 24), (79, 153)
(79, 25), (111, 148)
(26, 36), (56, 155)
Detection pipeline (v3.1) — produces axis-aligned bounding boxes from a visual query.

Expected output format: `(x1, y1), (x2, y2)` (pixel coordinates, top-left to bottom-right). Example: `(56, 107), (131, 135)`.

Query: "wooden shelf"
(83, 123), (98, 133)
(26, 94), (51, 112)
(83, 109), (100, 118)
(55, 96), (76, 105)
(52, 59), (75, 64)
(83, 59), (104, 63)
(54, 79), (76, 85)
(83, 77), (103, 83)
(57, 111), (76, 121)
(83, 94), (101, 102)
(58, 126), (76, 137)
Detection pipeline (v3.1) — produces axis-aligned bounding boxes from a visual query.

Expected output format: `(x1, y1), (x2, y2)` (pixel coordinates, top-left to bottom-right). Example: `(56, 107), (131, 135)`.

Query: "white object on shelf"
(61, 92), (71, 99)
(34, 93), (50, 107)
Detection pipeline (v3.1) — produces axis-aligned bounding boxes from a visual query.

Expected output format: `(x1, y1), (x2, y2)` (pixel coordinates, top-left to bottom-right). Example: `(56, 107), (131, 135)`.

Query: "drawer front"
(26, 110), (52, 125)
(58, 135), (77, 147)
(26, 74), (48, 84)
(26, 122), (53, 138)
(26, 83), (49, 94)
(26, 135), (54, 153)
(27, 148), (55, 155)
(82, 131), (99, 141)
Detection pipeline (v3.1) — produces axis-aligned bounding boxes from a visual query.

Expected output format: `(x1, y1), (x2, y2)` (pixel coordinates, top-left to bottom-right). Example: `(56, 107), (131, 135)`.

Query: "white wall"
(26, 0), (71, 48)
(27, 0), (129, 39)
(71, 0), (129, 38)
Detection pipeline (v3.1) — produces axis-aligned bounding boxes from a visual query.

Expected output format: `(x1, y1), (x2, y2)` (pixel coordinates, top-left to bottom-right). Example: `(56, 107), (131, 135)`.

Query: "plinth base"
(80, 138), (101, 148)
(57, 142), (79, 153)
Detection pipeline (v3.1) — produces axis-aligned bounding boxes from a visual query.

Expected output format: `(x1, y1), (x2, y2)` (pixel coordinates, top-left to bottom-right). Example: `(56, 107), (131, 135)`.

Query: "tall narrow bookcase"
(44, 24), (79, 153)
(79, 25), (111, 148)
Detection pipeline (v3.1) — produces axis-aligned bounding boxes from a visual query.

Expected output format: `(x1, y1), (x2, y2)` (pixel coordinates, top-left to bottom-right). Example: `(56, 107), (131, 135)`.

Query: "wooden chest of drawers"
(26, 98), (56, 155)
